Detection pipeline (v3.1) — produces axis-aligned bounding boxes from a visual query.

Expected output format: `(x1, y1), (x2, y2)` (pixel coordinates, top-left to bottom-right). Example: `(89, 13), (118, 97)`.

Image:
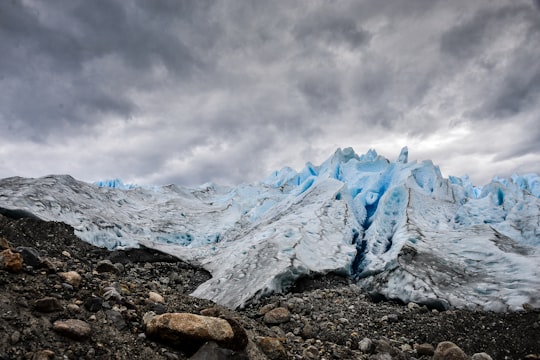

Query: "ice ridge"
(0, 147), (539, 311)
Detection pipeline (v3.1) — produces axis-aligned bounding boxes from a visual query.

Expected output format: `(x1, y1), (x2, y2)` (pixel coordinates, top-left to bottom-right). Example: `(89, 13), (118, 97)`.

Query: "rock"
(0, 236), (10, 250)
(96, 259), (119, 273)
(105, 309), (127, 330)
(375, 339), (401, 357)
(407, 302), (421, 310)
(58, 271), (82, 288)
(10, 330), (21, 344)
(0, 249), (23, 273)
(30, 349), (55, 360)
(200, 307), (221, 317)
(103, 286), (122, 301)
(263, 307), (291, 325)
(84, 296), (103, 312)
(189, 341), (248, 360)
(34, 297), (62, 313)
(61, 250), (71, 258)
(15, 246), (41, 268)
(301, 323), (318, 339)
(433, 341), (469, 360)
(53, 319), (92, 340)
(146, 313), (238, 353)
(222, 316), (249, 351)
(303, 345), (320, 360)
(359, 337), (374, 353)
(259, 303), (277, 315)
(472, 353), (493, 360)
(149, 291), (165, 304)
(414, 343), (435, 356)
(256, 337), (287, 360)
(66, 304), (81, 313)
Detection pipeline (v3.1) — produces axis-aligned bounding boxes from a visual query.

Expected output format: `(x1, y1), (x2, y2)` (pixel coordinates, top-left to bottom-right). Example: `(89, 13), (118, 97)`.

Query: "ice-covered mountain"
(1, 147), (539, 311)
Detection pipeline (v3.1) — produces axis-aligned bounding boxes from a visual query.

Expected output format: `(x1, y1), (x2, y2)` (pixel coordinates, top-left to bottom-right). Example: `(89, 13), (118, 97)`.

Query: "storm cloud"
(1, 0), (539, 186)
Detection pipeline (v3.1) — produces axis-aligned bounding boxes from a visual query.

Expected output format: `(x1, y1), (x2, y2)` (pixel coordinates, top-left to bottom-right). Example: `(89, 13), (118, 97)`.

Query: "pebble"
(472, 353), (493, 360)
(148, 291), (165, 304)
(263, 307), (291, 325)
(34, 297), (63, 313)
(84, 296), (103, 312)
(96, 259), (119, 273)
(302, 345), (320, 359)
(15, 246), (41, 268)
(433, 341), (469, 360)
(58, 271), (82, 288)
(53, 319), (92, 340)
(257, 337), (287, 360)
(359, 337), (373, 353)
(415, 343), (435, 356)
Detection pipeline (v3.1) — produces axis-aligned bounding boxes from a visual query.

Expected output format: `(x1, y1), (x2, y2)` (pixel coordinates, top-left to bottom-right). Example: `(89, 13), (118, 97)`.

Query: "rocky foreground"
(0, 214), (539, 360)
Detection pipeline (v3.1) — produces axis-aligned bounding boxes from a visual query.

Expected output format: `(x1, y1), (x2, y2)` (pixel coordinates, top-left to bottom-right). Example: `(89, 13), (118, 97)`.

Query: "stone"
(259, 303), (277, 315)
(301, 323), (317, 339)
(257, 337), (287, 360)
(34, 297), (62, 313)
(263, 307), (291, 325)
(472, 353), (493, 360)
(433, 341), (469, 360)
(10, 330), (21, 344)
(415, 343), (435, 356)
(145, 313), (236, 352)
(105, 309), (127, 330)
(407, 302), (421, 310)
(200, 307), (221, 317)
(61, 250), (71, 258)
(15, 246), (41, 268)
(148, 291), (165, 304)
(96, 259), (119, 273)
(359, 337), (374, 353)
(303, 345), (320, 360)
(222, 316), (249, 351)
(58, 271), (82, 288)
(189, 341), (247, 360)
(84, 296), (103, 312)
(53, 319), (92, 340)
(30, 350), (55, 360)
(0, 236), (10, 250)
(0, 249), (23, 273)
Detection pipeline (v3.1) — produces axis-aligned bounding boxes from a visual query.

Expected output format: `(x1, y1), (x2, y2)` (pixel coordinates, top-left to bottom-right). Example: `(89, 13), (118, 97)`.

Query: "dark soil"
(1, 214), (539, 359)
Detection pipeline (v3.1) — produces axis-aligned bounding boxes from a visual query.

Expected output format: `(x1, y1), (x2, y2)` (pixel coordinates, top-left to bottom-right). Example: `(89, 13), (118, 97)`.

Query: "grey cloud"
(440, 3), (535, 60)
(0, 0), (204, 140)
(294, 13), (371, 49)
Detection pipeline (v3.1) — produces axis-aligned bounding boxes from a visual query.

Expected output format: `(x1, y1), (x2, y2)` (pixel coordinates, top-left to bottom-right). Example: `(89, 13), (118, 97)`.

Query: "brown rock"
(0, 249), (23, 273)
(257, 337), (287, 360)
(146, 313), (236, 352)
(263, 307), (291, 325)
(34, 297), (63, 313)
(415, 343), (435, 356)
(0, 236), (10, 250)
(30, 349), (55, 360)
(222, 316), (248, 351)
(58, 271), (82, 288)
(433, 341), (469, 360)
(148, 291), (164, 304)
(53, 319), (92, 340)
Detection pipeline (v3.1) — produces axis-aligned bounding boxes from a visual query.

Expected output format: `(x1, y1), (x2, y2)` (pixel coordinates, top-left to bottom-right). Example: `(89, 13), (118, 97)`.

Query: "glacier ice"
(0, 147), (539, 311)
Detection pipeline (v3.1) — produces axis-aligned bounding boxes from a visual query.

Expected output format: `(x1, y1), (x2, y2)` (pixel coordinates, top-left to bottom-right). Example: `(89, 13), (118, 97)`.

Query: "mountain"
(1, 147), (539, 311)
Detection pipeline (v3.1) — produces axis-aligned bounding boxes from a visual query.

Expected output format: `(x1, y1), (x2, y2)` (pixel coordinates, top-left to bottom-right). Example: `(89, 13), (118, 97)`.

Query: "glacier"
(0, 147), (539, 311)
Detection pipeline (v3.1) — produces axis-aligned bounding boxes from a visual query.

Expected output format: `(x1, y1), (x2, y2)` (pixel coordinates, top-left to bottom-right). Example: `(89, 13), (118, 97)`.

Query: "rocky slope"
(1, 213), (539, 359)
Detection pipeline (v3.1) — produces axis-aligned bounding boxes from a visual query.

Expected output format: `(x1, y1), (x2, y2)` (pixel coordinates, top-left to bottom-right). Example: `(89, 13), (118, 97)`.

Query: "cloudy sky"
(1, 0), (539, 186)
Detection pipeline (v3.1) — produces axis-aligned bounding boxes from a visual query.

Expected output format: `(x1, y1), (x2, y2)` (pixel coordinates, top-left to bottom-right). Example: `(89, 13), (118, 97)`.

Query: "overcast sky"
(1, 0), (539, 187)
